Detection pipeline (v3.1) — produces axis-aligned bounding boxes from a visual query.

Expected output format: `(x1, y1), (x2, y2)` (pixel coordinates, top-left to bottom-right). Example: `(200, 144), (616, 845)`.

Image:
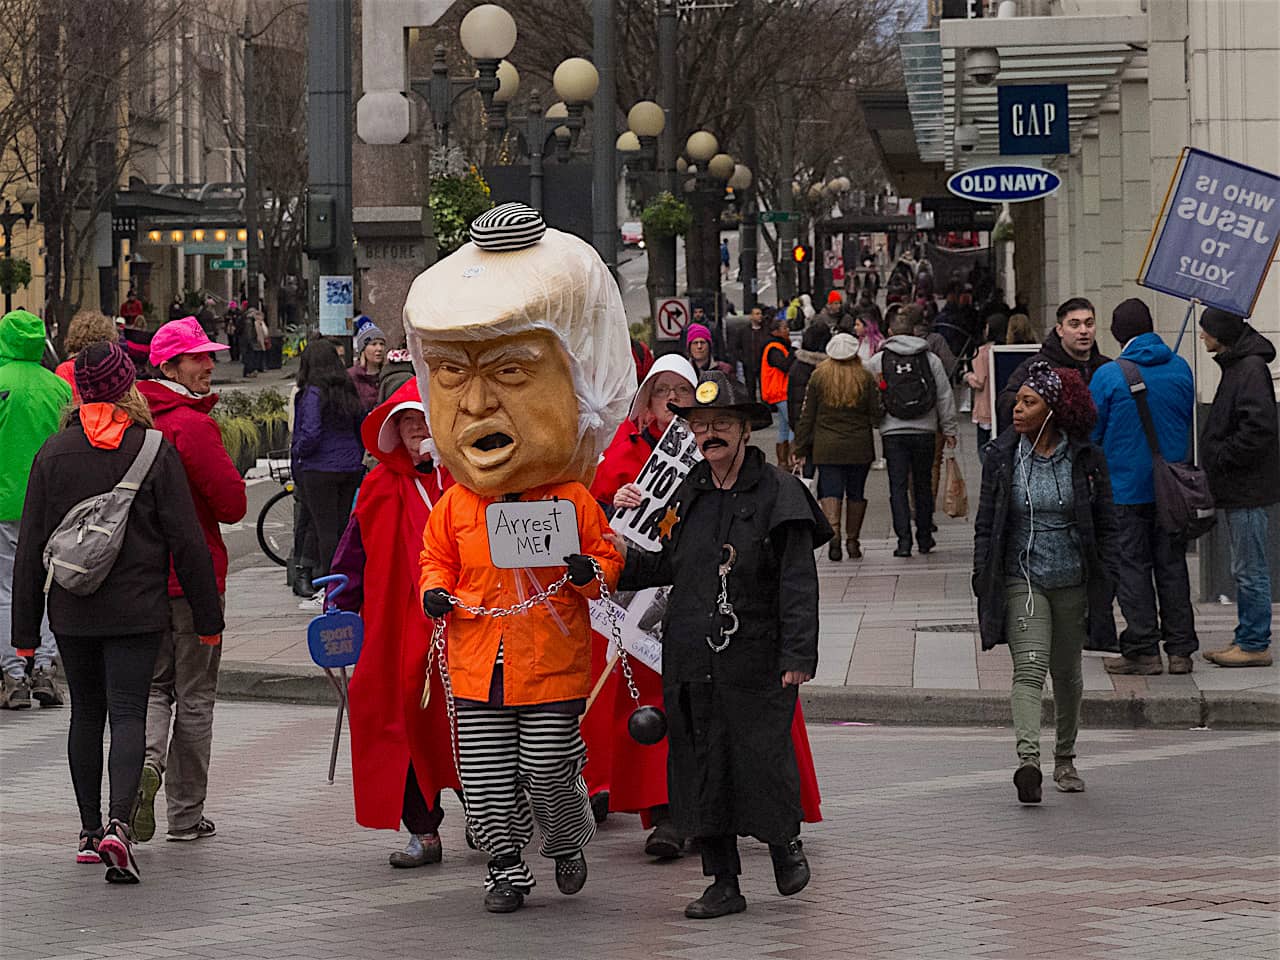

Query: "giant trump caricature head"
(403, 204), (633, 496)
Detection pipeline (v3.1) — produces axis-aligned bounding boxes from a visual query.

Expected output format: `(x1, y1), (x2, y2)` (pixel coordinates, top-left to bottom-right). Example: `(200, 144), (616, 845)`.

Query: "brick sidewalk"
(219, 438), (1280, 712)
(2, 705), (1277, 960)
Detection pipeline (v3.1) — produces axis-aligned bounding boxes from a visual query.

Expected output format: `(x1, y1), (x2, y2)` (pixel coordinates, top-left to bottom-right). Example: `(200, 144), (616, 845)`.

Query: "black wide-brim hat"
(668, 370), (772, 423)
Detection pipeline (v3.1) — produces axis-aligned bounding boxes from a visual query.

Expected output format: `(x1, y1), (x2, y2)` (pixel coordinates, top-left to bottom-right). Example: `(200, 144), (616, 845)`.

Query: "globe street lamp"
(0, 182), (37, 313)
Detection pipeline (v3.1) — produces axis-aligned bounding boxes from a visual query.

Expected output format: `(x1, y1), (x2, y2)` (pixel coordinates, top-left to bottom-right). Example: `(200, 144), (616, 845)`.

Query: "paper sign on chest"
(485, 499), (582, 569)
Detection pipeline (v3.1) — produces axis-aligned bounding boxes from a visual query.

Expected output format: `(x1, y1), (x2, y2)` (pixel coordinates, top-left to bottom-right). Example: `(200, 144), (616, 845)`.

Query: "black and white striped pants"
(456, 707), (595, 891)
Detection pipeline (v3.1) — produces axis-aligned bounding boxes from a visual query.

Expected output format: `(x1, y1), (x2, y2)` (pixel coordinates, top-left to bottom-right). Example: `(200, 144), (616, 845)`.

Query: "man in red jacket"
(133, 317), (247, 843)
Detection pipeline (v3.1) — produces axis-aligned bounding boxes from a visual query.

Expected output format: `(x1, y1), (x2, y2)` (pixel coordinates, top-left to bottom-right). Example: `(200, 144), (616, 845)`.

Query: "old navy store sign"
(947, 165), (1061, 203)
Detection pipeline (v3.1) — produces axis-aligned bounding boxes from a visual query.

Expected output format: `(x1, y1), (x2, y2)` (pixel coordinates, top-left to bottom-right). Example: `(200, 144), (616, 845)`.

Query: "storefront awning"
(904, 14), (1148, 170)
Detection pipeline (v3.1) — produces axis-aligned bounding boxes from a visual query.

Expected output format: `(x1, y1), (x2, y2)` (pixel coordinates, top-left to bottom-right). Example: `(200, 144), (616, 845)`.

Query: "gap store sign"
(998, 84), (1069, 157)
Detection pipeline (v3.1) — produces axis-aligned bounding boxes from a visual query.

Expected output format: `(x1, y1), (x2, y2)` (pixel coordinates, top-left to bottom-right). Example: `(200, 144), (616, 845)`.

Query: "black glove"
(423, 588), (453, 619)
(563, 554), (597, 587)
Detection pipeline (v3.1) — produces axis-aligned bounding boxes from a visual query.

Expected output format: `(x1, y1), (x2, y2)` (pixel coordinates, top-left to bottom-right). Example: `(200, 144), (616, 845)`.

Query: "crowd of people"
(0, 217), (1274, 918)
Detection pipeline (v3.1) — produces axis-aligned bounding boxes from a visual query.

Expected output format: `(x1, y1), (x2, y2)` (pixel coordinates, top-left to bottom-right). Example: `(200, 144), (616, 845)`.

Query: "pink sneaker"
(77, 829), (102, 864)
(97, 820), (140, 884)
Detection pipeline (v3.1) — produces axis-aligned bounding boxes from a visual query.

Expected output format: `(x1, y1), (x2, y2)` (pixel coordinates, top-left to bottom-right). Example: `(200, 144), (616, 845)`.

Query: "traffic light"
(793, 244), (811, 294)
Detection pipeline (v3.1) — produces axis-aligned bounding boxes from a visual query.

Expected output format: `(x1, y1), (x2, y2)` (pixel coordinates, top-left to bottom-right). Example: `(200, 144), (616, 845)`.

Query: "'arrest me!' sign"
(1140, 147), (1280, 316)
(486, 500), (582, 569)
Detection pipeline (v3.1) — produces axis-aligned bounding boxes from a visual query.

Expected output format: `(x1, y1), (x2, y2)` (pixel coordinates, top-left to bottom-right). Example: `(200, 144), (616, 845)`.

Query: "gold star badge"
(657, 505), (680, 541)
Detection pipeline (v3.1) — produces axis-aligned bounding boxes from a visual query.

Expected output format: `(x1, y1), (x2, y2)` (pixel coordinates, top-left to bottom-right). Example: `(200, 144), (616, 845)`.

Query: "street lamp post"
(0, 184), (38, 314)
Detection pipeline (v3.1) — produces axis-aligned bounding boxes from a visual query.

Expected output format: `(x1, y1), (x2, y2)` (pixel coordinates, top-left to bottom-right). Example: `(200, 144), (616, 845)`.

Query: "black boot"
(685, 875), (746, 919)
(769, 838), (810, 896)
(291, 563), (314, 598)
(644, 818), (684, 860)
(483, 854), (526, 914)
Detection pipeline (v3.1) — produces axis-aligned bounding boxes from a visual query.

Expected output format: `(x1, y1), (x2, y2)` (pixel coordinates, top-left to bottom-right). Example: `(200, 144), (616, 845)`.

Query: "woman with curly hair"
(55, 311), (120, 403)
(972, 360), (1120, 804)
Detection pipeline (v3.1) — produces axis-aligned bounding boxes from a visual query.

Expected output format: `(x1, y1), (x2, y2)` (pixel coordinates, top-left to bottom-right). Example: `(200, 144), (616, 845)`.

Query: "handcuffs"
(708, 543), (738, 653)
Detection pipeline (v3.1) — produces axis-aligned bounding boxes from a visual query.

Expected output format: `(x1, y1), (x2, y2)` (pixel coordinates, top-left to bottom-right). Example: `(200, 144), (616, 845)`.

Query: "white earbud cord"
(1015, 409), (1053, 617)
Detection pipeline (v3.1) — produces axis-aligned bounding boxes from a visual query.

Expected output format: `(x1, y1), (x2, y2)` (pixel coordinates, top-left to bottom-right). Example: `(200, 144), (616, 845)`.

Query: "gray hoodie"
(865, 335), (958, 438)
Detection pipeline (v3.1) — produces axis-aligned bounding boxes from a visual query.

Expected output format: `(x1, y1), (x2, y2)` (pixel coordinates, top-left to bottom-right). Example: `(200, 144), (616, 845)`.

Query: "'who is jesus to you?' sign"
(1140, 148), (1280, 316)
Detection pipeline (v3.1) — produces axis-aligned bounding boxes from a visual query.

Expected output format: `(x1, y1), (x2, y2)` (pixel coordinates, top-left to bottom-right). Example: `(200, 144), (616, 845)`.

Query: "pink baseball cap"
(149, 316), (229, 367)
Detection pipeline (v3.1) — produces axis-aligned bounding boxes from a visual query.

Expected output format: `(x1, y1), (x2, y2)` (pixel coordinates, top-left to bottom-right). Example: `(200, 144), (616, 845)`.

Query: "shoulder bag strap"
(117, 429), (164, 492)
(1116, 359), (1161, 460)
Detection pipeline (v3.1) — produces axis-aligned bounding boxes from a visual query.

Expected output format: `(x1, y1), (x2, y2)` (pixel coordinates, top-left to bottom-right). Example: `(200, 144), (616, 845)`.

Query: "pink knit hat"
(149, 316), (229, 367)
(685, 322), (712, 345)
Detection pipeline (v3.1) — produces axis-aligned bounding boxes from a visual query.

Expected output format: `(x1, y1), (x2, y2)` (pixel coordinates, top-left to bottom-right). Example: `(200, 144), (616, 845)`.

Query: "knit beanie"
(354, 322), (386, 355)
(1110, 298), (1154, 345)
(1199, 307), (1246, 346)
(75, 340), (136, 403)
(826, 290), (843, 305)
(685, 322), (712, 345)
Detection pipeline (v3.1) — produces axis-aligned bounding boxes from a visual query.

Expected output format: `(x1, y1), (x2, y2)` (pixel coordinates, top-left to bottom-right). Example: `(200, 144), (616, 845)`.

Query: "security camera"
(965, 47), (1000, 86)
(955, 124), (980, 153)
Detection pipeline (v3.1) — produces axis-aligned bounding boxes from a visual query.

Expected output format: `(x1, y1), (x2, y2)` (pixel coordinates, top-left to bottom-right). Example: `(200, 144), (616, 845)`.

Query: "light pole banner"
(1140, 148), (1280, 317)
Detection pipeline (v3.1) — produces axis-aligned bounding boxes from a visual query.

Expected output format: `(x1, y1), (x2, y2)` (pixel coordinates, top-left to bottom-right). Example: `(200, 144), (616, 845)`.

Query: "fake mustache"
(701, 437), (729, 450)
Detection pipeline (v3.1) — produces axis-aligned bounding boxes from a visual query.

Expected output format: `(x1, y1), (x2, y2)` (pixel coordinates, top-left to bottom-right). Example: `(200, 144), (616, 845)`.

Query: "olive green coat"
(793, 367), (883, 465)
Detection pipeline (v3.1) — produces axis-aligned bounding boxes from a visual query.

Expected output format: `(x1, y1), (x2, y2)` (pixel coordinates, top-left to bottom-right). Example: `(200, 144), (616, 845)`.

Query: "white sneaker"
(298, 591), (325, 611)
(871, 458), (887, 471)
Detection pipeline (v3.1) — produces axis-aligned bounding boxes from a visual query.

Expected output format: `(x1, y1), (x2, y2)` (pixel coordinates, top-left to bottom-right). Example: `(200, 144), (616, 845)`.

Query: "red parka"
(330, 380), (461, 830)
(137, 380), (247, 596)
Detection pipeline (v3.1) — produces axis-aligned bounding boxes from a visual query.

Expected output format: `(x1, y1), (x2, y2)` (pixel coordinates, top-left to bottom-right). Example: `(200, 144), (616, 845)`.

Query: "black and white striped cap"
(469, 202), (546, 251)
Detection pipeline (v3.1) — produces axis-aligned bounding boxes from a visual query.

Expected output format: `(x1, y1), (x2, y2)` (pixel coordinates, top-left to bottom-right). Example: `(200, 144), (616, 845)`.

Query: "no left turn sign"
(655, 297), (690, 341)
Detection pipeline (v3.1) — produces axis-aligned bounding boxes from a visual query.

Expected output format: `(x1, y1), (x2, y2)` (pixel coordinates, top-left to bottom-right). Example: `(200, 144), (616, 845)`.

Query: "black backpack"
(1117, 359), (1216, 540)
(881, 350), (937, 420)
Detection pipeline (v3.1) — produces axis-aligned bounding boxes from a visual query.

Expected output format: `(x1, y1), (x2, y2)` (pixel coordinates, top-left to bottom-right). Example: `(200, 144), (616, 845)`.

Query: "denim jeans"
(0, 520), (56, 678)
(816, 463), (871, 501)
(882, 432), (936, 550)
(775, 400), (794, 443)
(1224, 508), (1273, 652)
(1112, 503), (1198, 658)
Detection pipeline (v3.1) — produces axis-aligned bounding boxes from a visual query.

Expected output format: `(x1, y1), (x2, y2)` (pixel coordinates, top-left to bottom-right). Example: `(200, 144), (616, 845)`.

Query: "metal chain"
(421, 561), (643, 853)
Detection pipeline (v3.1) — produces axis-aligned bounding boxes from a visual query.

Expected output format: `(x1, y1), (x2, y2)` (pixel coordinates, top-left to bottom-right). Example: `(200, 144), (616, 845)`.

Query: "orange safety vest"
(760, 340), (790, 404)
(419, 481), (622, 706)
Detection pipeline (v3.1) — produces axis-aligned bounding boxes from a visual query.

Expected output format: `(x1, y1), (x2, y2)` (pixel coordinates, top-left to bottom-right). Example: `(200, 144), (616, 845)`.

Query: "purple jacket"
(291, 386), (365, 473)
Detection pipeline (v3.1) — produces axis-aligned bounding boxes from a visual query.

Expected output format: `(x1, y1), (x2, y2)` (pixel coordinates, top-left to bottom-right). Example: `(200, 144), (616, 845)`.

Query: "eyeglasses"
(688, 416), (741, 435)
(651, 384), (695, 399)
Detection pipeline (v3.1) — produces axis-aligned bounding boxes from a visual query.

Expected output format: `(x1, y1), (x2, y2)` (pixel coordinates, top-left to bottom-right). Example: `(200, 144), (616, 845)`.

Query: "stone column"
(1042, 190), (1060, 322)
(1097, 110), (1124, 353)
(1119, 77), (1151, 306)
(1080, 132), (1103, 310)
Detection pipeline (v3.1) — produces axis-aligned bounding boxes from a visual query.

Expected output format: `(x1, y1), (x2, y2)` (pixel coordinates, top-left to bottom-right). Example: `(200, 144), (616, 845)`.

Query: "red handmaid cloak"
(335, 380), (460, 830)
(582, 418), (821, 823)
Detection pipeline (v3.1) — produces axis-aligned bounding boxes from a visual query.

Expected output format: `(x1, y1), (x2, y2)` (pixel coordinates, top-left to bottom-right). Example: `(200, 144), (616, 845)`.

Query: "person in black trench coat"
(607, 371), (832, 920)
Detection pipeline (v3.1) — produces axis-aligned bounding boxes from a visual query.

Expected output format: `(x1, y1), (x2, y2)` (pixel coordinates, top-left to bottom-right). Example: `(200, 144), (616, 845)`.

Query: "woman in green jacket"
(794, 333), (882, 561)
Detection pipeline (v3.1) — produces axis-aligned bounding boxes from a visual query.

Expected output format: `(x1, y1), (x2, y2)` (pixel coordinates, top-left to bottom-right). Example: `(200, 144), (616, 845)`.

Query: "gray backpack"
(42, 429), (163, 596)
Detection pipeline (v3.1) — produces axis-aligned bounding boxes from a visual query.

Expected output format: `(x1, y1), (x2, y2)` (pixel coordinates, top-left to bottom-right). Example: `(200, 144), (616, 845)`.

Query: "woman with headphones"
(972, 360), (1121, 804)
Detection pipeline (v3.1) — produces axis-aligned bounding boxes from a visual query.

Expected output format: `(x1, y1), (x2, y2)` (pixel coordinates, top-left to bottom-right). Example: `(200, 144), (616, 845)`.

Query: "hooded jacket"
(864, 334), (958, 438)
(0, 310), (71, 522)
(1200, 325), (1279, 509)
(137, 380), (247, 595)
(1089, 332), (1194, 505)
(329, 380), (460, 829)
(13, 422), (224, 643)
(997, 328), (1110, 424)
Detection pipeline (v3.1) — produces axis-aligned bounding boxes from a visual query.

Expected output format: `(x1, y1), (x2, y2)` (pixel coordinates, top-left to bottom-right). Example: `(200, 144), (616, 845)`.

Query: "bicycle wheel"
(256, 488), (295, 566)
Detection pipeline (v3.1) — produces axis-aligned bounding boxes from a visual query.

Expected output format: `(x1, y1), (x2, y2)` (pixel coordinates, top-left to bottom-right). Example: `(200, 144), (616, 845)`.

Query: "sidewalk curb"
(217, 662), (1280, 729)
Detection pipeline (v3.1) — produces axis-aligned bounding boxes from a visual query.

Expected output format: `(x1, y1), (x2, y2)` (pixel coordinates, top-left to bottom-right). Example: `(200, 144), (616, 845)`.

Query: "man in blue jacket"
(1089, 299), (1197, 675)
